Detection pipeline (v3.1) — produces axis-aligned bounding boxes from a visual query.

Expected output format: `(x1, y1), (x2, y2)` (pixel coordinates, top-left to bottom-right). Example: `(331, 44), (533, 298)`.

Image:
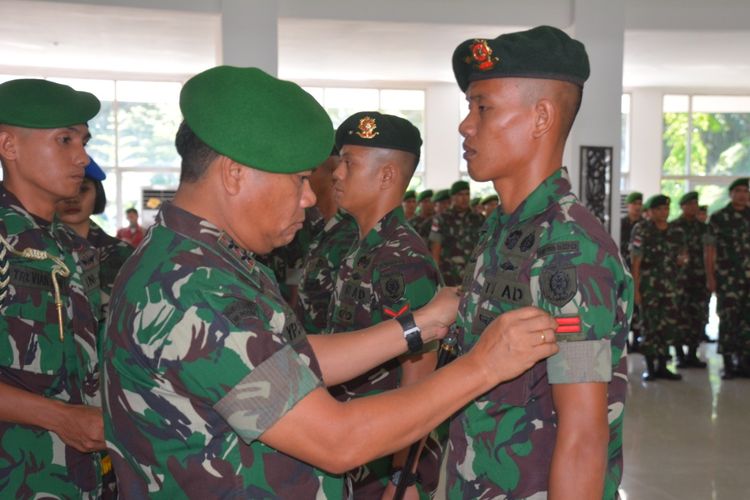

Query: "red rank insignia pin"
(383, 304), (409, 318)
(555, 316), (581, 334)
(465, 39), (499, 71)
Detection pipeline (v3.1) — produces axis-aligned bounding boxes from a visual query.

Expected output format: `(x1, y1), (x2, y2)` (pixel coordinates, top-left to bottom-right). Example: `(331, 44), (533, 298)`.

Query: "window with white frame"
(662, 94), (750, 217)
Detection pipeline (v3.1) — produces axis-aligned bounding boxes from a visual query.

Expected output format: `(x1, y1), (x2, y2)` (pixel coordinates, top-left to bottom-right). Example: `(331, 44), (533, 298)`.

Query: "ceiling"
(2, 0), (750, 89)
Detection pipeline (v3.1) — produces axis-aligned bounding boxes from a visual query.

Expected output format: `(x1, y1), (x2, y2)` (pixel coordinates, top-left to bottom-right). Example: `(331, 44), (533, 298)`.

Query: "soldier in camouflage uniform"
(620, 191), (644, 353)
(447, 27), (633, 499)
(670, 191), (708, 368)
(408, 189), (434, 243)
(705, 178), (750, 378)
(0, 79), (106, 498)
(102, 66), (559, 499)
(630, 194), (687, 380)
(402, 189), (417, 219)
(429, 180), (485, 286)
(432, 188), (451, 215)
(327, 111), (446, 499)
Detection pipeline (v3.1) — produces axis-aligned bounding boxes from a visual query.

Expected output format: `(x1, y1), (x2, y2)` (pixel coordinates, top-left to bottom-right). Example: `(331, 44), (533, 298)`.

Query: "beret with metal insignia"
(335, 111), (422, 160)
(432, 189), (451, 203)
(180, 66), (334, 174)
(679, 191), (699, 206)
(728, 177), (749, 192)
(452, 25), (590, 92)
(417, 189), (433, 202)
(626, 191), (643, 204)
(0, 78), (100, 128)
(450, 180), (470, 195)
(644, 194), (669, 210)
(403, 189), (416, 201)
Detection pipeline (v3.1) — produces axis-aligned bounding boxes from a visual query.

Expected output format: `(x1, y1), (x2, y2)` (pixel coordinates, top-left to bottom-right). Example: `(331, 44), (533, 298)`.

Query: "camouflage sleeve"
(531, 233), (629, 384)
(161, 288), (323, 444)
(428, 216), (442, 244)
(629, 222), (644, 258)
(703, 218), (717, 246)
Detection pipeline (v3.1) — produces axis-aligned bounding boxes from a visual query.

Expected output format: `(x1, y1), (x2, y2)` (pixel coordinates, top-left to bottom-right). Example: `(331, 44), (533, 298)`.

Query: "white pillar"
(628, 88), (663, 197)
(220, 0), (278, 74)
(569, 0), (625, 240)
(424, 83), (463, 189)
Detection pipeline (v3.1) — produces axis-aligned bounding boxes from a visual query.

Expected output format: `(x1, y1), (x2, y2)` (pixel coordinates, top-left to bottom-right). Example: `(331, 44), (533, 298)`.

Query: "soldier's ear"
(532, 98), (555, 139)
(218, 156), (244, 196)
(0, 127), (19, 163)
(380, 162), (396, 189)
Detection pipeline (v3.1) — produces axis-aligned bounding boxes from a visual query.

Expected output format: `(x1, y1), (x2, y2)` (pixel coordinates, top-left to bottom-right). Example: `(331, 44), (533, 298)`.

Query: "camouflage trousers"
(640, 292), (680, 358)
(716, 283), (750, 357)
(676, 285), (710, 348)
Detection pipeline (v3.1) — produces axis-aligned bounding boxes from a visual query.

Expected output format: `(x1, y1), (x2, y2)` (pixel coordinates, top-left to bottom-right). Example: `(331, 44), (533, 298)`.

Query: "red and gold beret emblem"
(465, 39), (499, 71)
(355, 116), (379, 139)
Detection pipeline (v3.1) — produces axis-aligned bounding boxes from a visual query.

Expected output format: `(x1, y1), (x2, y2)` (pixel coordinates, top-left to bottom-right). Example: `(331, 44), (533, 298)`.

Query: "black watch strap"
(390, 468), (418, 487)
(395, 312), (423, 353)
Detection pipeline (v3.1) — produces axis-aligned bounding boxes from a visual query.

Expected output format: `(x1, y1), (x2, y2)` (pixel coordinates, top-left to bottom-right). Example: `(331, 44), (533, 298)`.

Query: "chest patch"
(541, 266), (577, 307)
(380, 273), (405, 302)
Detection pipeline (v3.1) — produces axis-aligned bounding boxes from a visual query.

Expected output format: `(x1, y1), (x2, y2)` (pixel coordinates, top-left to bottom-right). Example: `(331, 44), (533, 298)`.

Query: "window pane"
(94, 170), (119, 236)
(116, 81), (182, 168)
(662, 111), (689, 176)
(660, 178), (687, 220)
(302, 86), (324, 106)
(694, 183), (731, 215)
(380, 90), (424, 111)
(324, 88), (379, 128)
(689, 106), (750, 176)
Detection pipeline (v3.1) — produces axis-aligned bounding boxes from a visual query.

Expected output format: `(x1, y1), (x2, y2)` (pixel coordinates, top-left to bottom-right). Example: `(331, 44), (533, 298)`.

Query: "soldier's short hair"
(92, 179), (106, 215)
(175, 120), (219, 184)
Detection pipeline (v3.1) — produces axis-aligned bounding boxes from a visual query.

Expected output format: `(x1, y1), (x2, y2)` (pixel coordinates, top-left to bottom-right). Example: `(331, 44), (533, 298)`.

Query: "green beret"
(679, 191), (699, 206)
(0, 78), (100, 128)
(699, 205), (708, 212)
(626, 191), (643, 204)
(452, 26), (590, 93)
(432, 189), (451, 203)
(645, 194), (669, 210)
(180, 66), (333, 174)
(403, 190), (416, 201)
(335, 111), (422, 160)
(481, 194), (499, 205)
(470, 197), (481, 207)
(417, 190), (433, 202)
(451, 180), (470, 195)
(729, 177), (749, 192)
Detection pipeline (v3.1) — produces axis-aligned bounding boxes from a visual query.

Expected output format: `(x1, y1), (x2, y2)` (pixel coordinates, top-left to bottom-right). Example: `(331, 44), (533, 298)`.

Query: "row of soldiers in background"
(620, 179), (750, 381)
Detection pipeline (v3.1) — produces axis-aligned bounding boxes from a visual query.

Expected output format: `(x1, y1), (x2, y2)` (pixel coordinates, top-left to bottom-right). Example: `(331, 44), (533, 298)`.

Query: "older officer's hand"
(413, 286), (460, 342)
(468, 307), (558, 387)
(50, 402), (107, 453)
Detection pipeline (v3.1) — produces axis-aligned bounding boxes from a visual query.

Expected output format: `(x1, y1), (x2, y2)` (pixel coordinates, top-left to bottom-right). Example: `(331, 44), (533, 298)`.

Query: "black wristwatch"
(395, 312), (423, 353)
(390, 468), (418, 487)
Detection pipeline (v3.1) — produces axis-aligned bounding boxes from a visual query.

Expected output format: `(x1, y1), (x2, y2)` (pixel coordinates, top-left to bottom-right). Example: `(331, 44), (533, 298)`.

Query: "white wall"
(628, 88), (663, 197)
(423, 83), (463, 189)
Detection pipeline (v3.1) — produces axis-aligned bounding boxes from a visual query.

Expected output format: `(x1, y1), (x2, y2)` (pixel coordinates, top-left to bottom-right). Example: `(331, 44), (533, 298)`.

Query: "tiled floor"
(620, 344), (750, 500)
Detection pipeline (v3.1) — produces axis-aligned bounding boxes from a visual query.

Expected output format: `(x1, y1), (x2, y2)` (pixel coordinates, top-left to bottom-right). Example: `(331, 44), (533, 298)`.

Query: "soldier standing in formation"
(447, 26), (633, 499)
(101, 66), (559, 498)
(630, 195), (686, 380)
(670, 191), (708, 368)
(705, 178), (750, 379)
(408, 189), (434, 243)
(325, 111), (445, 498)
(0, 79), (106, 498)
(480, 193), (499, 217)
(402, 189), (417, 220)
(621, 191), (643, 352)
(431, 188), (451, 215)
(429, 180), (485, 286)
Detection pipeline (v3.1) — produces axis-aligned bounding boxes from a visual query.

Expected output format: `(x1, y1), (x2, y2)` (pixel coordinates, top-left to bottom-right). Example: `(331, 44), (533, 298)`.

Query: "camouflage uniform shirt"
(429, 206), (485, 286)
(87, 221), (133, 318)
(295, 210), (358, 334)
(0, 184), (103, 498)
(670, 215), (710, 343)
(101, 202), (344, 499)
(408, 214), (432, 244)
(704, 203), (750, 356)
(630, 220), (686, 357)
(326, 206), (444, 498)
(446, 168), (633, 500)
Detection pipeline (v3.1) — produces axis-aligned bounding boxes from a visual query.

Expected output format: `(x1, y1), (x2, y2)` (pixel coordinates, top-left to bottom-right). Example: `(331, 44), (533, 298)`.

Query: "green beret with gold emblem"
(180, 66), (333, 174)
(0, 78), (100, 128)
(451, 180), (470, 195)
(403, 189), (416, 201)
(335, 111), (422, 160)
(432, 189), (450, 203)
(729, 177), (749, 192)
(679, 191), (699, 206)
(452, 25), (590, 93)
(417, 189), (433, 202)
(470, 197), (481, 207)
(626, 191), (643, 204)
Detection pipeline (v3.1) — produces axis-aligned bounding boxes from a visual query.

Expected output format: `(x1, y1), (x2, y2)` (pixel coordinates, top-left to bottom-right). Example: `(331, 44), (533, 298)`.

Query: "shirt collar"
(360, 206), (406, 251)
(498, 167), (571, 227)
